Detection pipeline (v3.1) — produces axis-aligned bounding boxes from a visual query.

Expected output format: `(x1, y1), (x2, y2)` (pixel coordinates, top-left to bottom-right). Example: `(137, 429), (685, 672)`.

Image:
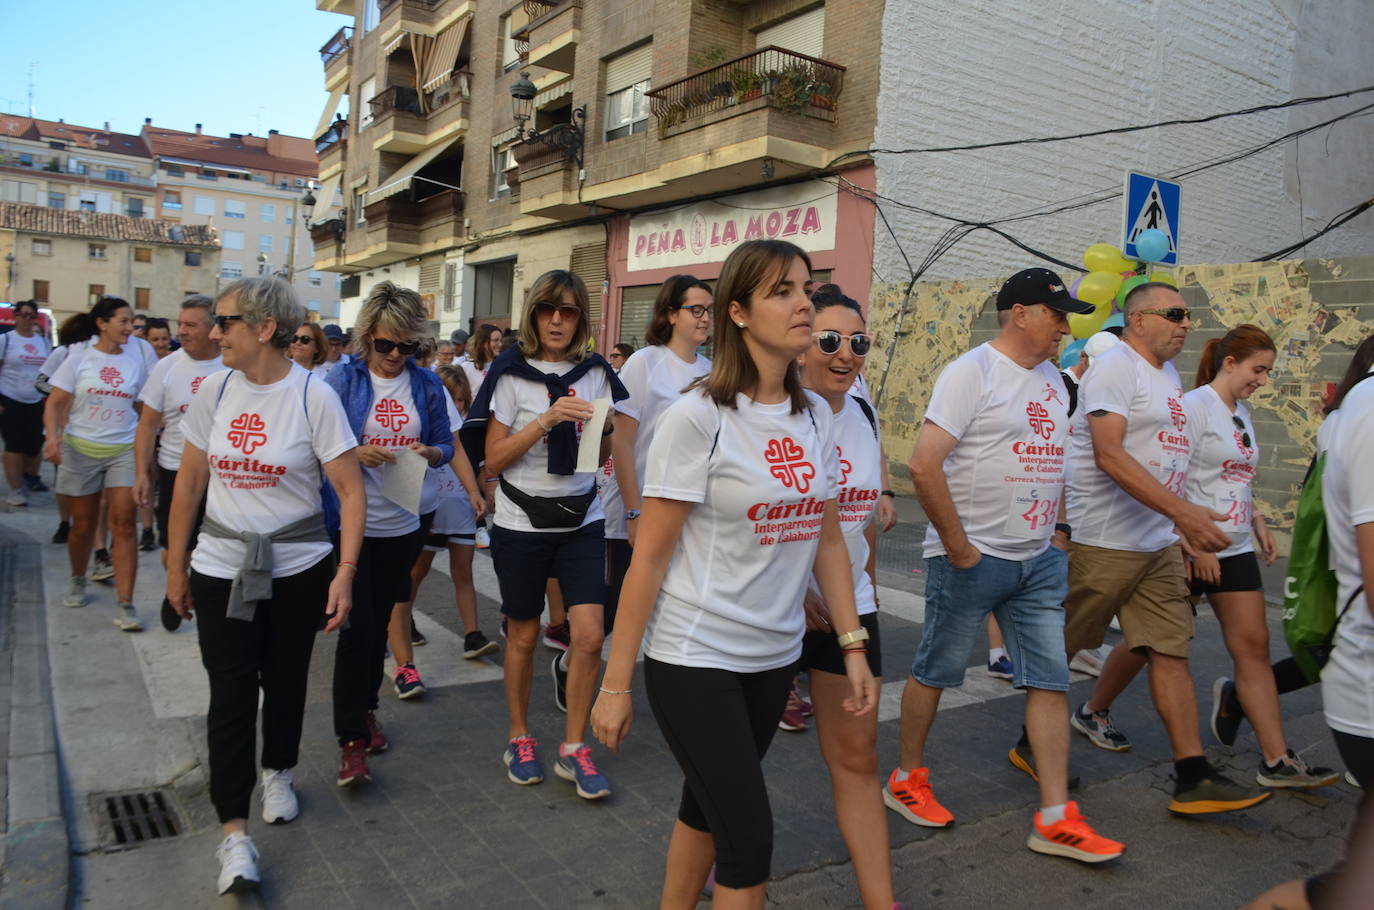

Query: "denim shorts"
(911, 545), (1070, 691)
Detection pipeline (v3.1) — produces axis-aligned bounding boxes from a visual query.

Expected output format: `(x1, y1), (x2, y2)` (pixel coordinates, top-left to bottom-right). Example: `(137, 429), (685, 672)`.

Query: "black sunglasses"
(674, 303), (712, 318)
(1231, 415), (1252, 450)
(213, 314), (245, 331)
(1138, 307), (1190, 324)
(373, 338), (420, 356)
(292, 335), (315, 345)
(534, 302), (582, 321)
(813, 330), (872, 356)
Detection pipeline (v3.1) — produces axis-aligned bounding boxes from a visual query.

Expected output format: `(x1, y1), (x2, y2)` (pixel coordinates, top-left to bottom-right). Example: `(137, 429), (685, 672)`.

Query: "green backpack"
(1282, 451), (1364, 683)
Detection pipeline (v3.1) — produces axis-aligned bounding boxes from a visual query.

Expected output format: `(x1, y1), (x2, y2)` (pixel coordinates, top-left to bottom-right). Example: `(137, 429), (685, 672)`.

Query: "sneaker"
(1070, 703), (1131, 752)
(792, 679), (814, 716)
(1256, 750), (1341, 789)
(337, 739), (371, 787)
(260, 768), (298, 824)
(6, 487), (27, 508)
(1069, 647), (1105, 677)
(215, 831), (260, 895)
(24, 473), (48, 492)
(1008, 741), (1080, 790)
(394, 663), (426, 700)
(474, 526), (491, 549)
(139, 528), (156, 551)
(778, 686), (809, 732)
(555, 744), (612, 799)
(464, 630), (499, 659)
(160, 596), (181, 632)
(543, 620), (570, 651)
(63, 576), (87, 608)
(504, 735), (544, 785)
(114, 603), (143, 632)
(1169, 766), (1272, 815)
(1027, 802), (1124, 864)
(987, 655), (1014, 680)
(91, 551), (115, 582)
(1347, 771), (1361, 788)
(882, 767), (954, 828)
(51, 521), (70, 544)
(410, 619), (427, 647)
(365, 711), (389, 753)
(1209, 677), (1244, 747)
(499, 616), (508, 640)
(551, 653), (568, 713)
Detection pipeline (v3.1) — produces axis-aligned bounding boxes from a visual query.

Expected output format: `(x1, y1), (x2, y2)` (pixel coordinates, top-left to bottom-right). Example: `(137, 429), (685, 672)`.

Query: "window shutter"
(570, 242), (607, 324)
(755, 6), (825, 58)
(419, 261), (443, 290)
(605, 43), (653, 94)
(617, 284), (658, 349)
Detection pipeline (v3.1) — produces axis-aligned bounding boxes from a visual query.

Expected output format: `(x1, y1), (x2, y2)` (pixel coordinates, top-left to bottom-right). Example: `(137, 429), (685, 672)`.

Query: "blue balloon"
(1061, 338), (1088, 369)
(1134, 228), (1170, 263)
(1103, 312), (1125, 329)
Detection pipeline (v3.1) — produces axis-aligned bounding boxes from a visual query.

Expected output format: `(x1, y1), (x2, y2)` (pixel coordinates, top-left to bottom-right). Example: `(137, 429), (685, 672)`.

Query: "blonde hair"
(352, 281), (428, 360)
(437, 364), (474, 415)
(517, 270), (590, 363)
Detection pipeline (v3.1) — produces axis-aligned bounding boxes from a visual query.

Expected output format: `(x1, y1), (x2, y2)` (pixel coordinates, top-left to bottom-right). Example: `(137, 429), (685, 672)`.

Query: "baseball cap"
(1084, 331), (1121, 359)
(997, 268), (1095, 315)
(323, 324), (345, 341)
(450, 329), (470, 346)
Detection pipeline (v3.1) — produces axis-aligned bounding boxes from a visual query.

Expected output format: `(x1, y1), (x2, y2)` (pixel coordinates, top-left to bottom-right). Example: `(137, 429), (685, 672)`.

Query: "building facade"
(0, 117), (156, 221)
(310, 0), (881, 346)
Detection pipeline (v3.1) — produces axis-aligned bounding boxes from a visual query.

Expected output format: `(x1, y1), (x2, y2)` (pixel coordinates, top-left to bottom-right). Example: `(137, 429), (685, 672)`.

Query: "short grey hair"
(179, 294), (214, 326)
(1122, 282), (1181, 318)
(216, 278), (304, 350)
(436, 339), (454, 353)
(352, 281), (428, 360)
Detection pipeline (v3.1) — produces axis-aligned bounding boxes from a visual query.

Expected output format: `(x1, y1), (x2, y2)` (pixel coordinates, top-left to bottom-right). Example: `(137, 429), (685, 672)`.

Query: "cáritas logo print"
(227, 413), (268, 455)
(764, 437), (815, 494)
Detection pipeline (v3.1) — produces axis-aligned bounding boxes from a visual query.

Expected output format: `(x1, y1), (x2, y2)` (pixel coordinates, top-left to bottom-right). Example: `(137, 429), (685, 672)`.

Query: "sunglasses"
(813, 330), (872, 356)
(292, 335), (315, 345)
(674, 303), (712, 318)
(373, 338), (420, 356)
(213, 314), (245, 331)
(534, 302), (582, 321)
(1138, 307), (1190, 324)
(1231, 415), (1252, 450)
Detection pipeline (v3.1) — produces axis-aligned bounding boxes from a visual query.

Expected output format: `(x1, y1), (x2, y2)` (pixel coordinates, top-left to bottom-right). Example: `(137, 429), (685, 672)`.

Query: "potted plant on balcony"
(809, 81), (835, 111)
(772, 62), (816, 114)
(733, 67), (763, 103)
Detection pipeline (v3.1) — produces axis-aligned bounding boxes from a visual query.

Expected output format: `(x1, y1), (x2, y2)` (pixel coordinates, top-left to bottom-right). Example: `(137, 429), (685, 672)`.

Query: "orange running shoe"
(882, 767), (954, 828)
(1027, 802), (1124, 864)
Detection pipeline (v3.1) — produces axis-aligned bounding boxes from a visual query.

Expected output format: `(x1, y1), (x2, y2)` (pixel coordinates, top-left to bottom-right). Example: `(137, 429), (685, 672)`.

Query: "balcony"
(309, 219), (350, 272)
(319, 26), (353, 90)
(522, 0), (580, 73)
(347, 187), (464, 268)
(376, 0), (445, 42)
(512, 135), (580, 219)
(369, 74), (470, 154)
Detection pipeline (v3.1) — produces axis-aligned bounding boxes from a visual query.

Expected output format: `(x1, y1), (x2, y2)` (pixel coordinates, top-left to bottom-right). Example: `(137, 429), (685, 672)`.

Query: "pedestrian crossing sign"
(1122, 171), (1181, 266)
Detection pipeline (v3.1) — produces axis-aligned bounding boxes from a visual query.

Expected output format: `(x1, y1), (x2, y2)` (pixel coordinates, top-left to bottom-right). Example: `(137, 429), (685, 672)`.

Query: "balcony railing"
(316, 119), (348, 155)
(319, 26), (353, 66)
(646, 46), (844, 131)
(369, 85), (423, 119)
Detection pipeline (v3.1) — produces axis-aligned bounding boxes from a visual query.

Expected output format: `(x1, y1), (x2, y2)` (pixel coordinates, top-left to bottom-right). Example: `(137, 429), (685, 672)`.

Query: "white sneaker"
(474, 526), (491, 549)
(215, 831), (260, 895)
(261, 768), (299, 824)
(113, 603), (143, 632)
(1348, 771), (1362, 788)
(64, 577), (88, 608)
(91, 554), (115, 582)
(6, 487), (27, 508)
(1069, 647), (1106, 677)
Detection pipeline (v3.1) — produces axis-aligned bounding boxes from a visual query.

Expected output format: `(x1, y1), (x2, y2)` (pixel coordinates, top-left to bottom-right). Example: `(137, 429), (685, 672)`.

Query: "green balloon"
(1116, 274), (1149, 309)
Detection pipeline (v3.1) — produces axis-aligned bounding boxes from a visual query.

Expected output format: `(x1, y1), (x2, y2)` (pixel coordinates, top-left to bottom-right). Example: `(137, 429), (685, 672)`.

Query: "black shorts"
(490, 520), (606, 620)
(155, 466), (206, 551)
(1189, 551), (1263, 597)
(0, 394), (44, 456)
(799, 611), (882, 677)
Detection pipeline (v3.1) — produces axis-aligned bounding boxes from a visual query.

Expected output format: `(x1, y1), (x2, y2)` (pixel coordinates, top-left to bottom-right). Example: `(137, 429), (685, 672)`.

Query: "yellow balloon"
(1083, 243), (1134, 274)
(1069, 300), (1111, 339)
(1076, 270), (1124, 307)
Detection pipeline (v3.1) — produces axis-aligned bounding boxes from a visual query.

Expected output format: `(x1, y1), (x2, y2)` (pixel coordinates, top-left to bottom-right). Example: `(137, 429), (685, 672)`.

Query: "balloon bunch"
(1066, 239), (1176, 341)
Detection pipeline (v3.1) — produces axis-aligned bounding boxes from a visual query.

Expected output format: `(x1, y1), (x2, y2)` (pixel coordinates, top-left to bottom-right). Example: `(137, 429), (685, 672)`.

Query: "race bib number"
(1004, 486), (1060, 540)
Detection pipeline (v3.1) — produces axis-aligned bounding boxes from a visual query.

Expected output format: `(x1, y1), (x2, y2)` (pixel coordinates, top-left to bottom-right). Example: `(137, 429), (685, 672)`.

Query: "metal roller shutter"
(616, 284), (658, 349)
(570, 242), (608, 324)
(755, 6), (825, 58)
(605, 43), (653, 94)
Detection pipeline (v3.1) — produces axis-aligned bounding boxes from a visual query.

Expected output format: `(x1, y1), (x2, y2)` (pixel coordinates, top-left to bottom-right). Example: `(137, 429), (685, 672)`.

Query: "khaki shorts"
(54, 441), (136, 497)
(1063, 541), (1193, 658)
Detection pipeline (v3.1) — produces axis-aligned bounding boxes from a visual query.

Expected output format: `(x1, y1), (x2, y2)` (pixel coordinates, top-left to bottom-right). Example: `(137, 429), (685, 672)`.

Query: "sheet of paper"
(575, 398), (612, 474)
(381, 448), (428, 515)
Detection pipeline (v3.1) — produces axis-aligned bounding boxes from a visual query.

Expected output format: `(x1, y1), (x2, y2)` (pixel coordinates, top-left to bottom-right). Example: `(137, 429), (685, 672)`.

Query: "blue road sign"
(1122, 171), (1181, 266)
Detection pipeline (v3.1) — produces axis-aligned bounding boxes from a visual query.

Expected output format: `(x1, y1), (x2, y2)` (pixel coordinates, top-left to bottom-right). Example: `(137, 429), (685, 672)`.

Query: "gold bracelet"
(836, 627), (871, 649)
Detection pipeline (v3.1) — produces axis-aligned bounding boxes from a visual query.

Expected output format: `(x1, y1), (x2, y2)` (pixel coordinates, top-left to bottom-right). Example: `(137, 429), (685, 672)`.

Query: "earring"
(736, 322), (746, 329)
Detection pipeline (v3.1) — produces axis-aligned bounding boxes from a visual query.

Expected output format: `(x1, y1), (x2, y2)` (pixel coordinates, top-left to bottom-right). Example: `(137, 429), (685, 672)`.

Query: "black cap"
(996, 268), (1095, 315)
(450, 329), (470, 345)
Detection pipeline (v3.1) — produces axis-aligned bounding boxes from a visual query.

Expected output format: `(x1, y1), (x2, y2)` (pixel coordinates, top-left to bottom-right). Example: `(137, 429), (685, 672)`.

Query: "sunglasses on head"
(534, 302), (582, 321)
(373, 338), (419, 356)
(1231, 415), (1252, 449)
(292, 335), (314, 345)
(813, 330), (872, 356)
(213, 314), (245, 331)
(1138, 307), (1190, 324)
(674, 303), (711, 318)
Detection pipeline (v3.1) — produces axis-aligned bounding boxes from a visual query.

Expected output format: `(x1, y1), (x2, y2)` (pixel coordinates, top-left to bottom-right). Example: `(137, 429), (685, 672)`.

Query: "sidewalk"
(0, 488), (1360, 909)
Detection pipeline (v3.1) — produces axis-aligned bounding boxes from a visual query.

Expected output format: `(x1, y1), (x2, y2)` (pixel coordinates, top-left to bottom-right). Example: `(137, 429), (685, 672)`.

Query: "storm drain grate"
(99, 790), (182, 845)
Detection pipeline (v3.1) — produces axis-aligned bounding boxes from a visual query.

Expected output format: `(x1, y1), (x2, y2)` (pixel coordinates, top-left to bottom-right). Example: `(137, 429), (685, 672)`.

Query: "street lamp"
(285, 186), (317, 284)
(257, 252), (270, 276)
(4, 253), (14, 299)
(511, 71), (537, 134)
(509, 72), (586, 169)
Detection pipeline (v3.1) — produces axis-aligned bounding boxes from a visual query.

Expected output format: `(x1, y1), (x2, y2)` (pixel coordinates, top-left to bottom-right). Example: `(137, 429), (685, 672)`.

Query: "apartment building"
(142, 122), (343, 321)
(0, 117), (156, 220)
(0, 202), (220, 321)
(310, 0), (881, 346)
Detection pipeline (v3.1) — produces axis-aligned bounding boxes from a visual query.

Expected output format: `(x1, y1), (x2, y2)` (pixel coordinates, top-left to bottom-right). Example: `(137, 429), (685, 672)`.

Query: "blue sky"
(1, 1), (349, 140)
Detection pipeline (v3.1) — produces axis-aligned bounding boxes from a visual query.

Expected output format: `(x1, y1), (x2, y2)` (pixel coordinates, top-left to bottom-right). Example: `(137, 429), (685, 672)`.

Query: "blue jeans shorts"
(911, 545), (1070, 692)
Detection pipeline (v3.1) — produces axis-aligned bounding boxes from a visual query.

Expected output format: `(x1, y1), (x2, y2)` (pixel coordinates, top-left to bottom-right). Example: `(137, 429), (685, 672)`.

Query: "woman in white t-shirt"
(0, 300), (52, 508)
(464, 323), (502, 547)
(1185, 325), (1338, 789)
(165, 277), (365, 898)
(289, 321), (329, 376)
(44, 296), (156, 629)
(590, 240), (878, 907)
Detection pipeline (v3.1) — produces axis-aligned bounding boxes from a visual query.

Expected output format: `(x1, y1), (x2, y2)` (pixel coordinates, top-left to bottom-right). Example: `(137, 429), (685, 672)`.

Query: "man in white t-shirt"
(884, 268), (1123, 863)
(1063, 282), (1268, 816)
(133, 296), (223, 631)
(318, 324), (351, 378)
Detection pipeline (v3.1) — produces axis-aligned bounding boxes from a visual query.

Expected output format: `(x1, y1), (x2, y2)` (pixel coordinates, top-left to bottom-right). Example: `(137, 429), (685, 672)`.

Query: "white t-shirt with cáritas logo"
(614, 345), (713, 488)
(425, 397), (469, 534)
(490, 357), (610, 533)
(641, 389), (841, 673)
(138, 349), (225, 470)
(1183, 385), (1258, 558)
(922, 343), (1070, 561)
(50, 342), (156, 446)
(599, 454), (625, 540)
(360, 371), (424, 537)
(808, 395), (881, 615)
(183, 364), (356, 580)
(1066, 342), (1189, 552)
(0, 331), (51, 404)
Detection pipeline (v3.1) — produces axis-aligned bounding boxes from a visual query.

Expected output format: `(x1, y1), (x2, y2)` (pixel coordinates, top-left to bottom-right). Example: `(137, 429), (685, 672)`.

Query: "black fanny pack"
(499, 476), (596, 529)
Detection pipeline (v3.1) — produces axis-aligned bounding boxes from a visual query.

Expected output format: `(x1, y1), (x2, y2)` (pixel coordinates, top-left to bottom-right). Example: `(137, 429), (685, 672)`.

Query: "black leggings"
(643, 657), (796, 889)
(192, 556), (332, 823)
(1306, 729), (1373, 908)
(604, 538), (632, 636)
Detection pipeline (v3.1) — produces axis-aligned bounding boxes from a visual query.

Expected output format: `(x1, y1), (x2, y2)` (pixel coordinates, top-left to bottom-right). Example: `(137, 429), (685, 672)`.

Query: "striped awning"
(311, 173), (343, 223)
(421, 14), (471, 92)
(314, 85), (346, 140)
(382, 29), (411, 56)
(368, 140), (458, 204)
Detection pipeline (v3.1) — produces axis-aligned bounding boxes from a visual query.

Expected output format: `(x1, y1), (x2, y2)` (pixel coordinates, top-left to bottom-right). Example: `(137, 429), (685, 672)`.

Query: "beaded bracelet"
(599, 686), (632, 695)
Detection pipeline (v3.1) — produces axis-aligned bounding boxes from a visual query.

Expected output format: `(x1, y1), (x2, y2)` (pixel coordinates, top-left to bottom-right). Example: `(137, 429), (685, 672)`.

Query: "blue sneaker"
(504, 735), (544, 785)
(987, 655), (1013, 680)
(555, 745), (611, 799)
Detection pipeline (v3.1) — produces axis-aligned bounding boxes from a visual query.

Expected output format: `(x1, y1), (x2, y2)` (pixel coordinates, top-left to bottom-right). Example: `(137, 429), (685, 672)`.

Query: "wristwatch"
(625, 509), (642, 521)
(1055, 523), (1072, 540)
(836, 627), (871, 649)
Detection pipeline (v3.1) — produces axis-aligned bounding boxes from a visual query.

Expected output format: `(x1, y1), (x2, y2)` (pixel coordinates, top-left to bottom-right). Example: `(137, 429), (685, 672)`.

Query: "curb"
(0, 525), (71, 910)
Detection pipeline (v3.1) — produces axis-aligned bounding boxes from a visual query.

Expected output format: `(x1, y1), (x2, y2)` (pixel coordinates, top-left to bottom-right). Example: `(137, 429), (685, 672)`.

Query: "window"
(199, 169), (219, 181)
(163, 190), (182, 210)
(18, 153), (33, 167)
(164, 164), (184, 177)
(220, 261), (243, 279)
(224, 200), (247, 219)
(32, 279), (49, 302)
(1, 180), (37, 204)
(362, 0), (379, 34)
(491, 146), (513, 199)
(88, 244), (107, 260)
(134, 247), (152, 263)
(260, 203), (276, 222)
(604, 45), (653, 140)
(284, 206), (293, 224)
(222, 231), (245, 250)
(31, 239), (52, 256)
(500, 9), (528, 72)
(307, 300), (320, 312)
(359, 78), (376, 131)
(79, 198), (96, 212)
(47, 192), (64, 209)
(88, 284), (105, 303)
(126, 198), (144, 218)
(259, 234), (274, 253)
(309, 270), (322, 287)
(134, 288), (150, 310)
(755, 6), (826, 57)
(193, 195), (214, 215)
(72, 160), (89, 176)
(184, 251), (202, 267)
(473, 260), (515, 319)
(355, 190), (368, 225)
(105, 168), (130, 183)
